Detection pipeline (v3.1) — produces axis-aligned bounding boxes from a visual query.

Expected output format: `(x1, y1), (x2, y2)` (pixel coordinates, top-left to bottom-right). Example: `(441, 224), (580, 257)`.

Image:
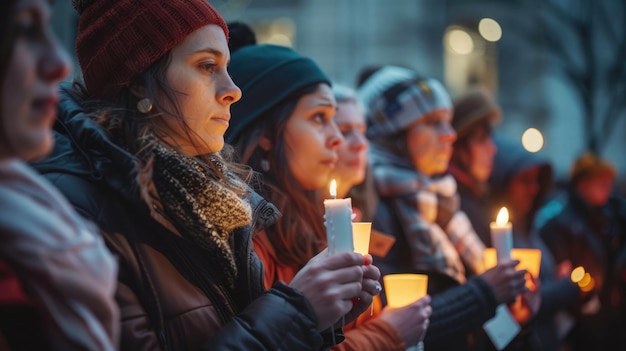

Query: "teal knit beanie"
(226, 44), (330, 144)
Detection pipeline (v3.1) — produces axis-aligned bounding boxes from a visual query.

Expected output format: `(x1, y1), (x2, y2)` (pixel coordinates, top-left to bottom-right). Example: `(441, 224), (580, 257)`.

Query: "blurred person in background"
(328, 84), (372, 221)
(449, 87), (502, 247)
(538, 151), (626, 350)
(489, 137), (580, 350)
(331, 83), (433, 350)
(0, 0), (118, 349)
(358, 65), (527, 351)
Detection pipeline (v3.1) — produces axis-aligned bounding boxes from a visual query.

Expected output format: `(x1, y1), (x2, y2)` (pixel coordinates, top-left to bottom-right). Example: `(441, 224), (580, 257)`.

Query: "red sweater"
(253, 231), (406, 351)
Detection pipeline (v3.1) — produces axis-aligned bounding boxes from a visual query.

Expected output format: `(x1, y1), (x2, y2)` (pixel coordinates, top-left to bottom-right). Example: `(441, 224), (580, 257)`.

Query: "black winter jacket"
(33, 89), (334, 351)
(539, 189), (626, 350)
(373, 196), (498, 351)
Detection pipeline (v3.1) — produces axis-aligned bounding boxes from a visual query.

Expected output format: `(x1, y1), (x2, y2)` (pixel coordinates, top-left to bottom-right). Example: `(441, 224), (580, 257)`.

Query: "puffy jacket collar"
(34, 85), (144, 208)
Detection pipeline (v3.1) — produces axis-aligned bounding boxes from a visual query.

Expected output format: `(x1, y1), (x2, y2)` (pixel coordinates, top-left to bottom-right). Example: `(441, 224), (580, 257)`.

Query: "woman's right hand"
(481, 258), (528, 304)
(379, 295), (432, 346)
(509, 274), (541, 325)
(290, 249), (365, 331)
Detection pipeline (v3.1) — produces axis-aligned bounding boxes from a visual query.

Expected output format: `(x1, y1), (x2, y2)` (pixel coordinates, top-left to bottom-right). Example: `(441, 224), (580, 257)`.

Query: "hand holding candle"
(482, 208), (526, 349)
(324, 180), (354, 254)
(490, 207), (513, 261)
(484, 248), (541, 290)
(383, 273), (429, 351)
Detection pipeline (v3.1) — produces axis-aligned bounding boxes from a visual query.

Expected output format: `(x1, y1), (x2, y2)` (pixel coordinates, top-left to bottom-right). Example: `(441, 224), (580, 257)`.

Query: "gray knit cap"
(358, 66), (452, 138)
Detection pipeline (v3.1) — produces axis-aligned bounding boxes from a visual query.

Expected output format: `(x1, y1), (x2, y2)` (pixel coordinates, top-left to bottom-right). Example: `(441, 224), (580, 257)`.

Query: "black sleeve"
(201, 281), (330, 351)
(425, 276), (498, 342)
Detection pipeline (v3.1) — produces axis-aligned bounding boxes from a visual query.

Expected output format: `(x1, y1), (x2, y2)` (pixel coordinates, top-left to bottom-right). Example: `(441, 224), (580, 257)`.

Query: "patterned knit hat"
(226, 44), (330, 145)
(358, 65), (452, 138)
(73, 0), (228, 99)
(452, 86), (502, 139)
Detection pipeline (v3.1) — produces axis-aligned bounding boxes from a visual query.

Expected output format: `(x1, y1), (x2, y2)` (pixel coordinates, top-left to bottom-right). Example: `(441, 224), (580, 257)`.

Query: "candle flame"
(329, 179), (337, 199)
(496, 207), (509, 225)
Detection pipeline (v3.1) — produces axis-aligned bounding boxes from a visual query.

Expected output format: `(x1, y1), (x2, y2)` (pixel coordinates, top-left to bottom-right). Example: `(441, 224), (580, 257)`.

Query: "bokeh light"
(270, 18), (295, 39)
(266, 33), (292, 47)
(446, 29), (474, 55)
(571, 266), (585, 283)
(478, 18), (502, 42)
(522, 128), (544, 152)
(580, 277), (595, 292)
(578, 272), (592, 287)
(256, 17), (296, 48)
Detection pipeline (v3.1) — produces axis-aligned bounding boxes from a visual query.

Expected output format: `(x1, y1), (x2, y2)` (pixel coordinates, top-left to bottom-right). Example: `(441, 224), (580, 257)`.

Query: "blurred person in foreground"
(0, 0), (118, 349)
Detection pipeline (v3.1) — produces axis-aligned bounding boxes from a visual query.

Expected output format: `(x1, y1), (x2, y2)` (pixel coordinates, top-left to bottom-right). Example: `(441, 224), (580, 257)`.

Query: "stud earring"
(137, 98), (153, 113)
(260, 159), (270, 172)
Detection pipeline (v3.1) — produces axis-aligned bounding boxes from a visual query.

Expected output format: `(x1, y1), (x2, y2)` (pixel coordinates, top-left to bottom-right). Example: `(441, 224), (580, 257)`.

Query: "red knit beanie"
(73, 0), (228, 99)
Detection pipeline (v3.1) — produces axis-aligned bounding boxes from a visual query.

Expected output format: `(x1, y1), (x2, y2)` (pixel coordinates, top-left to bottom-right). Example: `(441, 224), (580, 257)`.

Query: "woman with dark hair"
(225, 38), (418, 349)
(0, 0), (118, 349)
(33, 1), (371, 350)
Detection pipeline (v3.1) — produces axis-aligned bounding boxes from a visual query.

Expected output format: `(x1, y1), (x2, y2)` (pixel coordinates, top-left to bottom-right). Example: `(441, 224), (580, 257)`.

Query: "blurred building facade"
(51, 0), (625, 194)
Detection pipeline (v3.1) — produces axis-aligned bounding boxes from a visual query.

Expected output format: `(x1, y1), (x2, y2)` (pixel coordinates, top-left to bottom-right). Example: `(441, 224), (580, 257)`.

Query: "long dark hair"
(0, 0), (19, 145)
(69, 51), (251, 195)
(237, 84), (327, 268)
(450, 119), (493, 197)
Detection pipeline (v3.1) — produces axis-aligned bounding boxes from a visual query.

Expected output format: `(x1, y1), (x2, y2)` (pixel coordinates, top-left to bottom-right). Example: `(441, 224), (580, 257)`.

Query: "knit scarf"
(151, 144), (252, 288)
(371, 145), (470, 283)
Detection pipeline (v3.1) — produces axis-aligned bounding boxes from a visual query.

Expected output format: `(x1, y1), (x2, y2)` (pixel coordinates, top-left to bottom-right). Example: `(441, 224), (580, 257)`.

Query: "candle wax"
(324, 197), (354, 254)
(490, 222), (513, 260)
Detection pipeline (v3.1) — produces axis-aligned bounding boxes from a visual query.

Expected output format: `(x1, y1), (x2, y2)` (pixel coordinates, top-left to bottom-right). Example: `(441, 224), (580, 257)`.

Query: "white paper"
(483, 305), (521, 350)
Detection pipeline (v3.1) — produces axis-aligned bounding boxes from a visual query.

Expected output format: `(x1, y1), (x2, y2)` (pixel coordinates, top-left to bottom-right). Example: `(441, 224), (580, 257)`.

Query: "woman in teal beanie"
(226, 37), (432, 349)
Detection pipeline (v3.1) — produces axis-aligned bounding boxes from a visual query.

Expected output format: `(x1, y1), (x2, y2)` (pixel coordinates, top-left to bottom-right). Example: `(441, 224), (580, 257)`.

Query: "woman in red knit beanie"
(32, 0), (378, 349)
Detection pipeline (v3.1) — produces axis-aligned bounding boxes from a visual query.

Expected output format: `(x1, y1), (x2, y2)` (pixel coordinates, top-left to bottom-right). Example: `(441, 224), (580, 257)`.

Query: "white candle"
(324, 180), (354, 254)
(490, 207), (513, 260)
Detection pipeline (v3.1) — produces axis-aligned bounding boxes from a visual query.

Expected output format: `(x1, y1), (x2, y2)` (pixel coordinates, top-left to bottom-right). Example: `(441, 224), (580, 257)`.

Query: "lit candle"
(490, 207), (513, 260)
(512, 248), (541, 279)
(483, 247), (497, 270)
(383, 273), (429, 308)
(352, 222), (372, 255)
(324, 179), (354, 254)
